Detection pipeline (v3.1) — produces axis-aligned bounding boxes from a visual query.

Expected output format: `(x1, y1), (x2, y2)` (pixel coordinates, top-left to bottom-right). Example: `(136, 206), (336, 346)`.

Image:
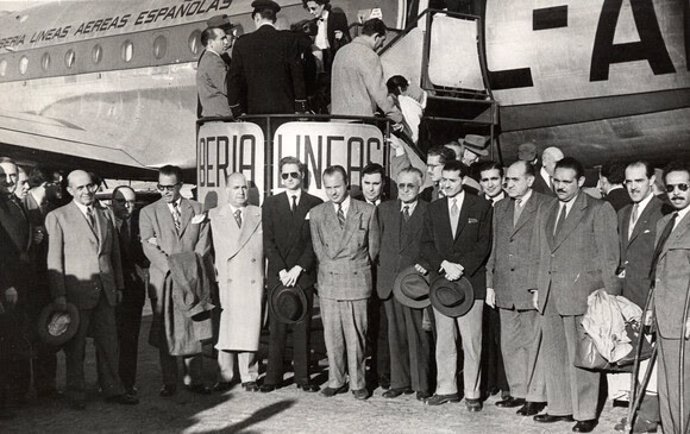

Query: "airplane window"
(19, 56), (28, 75)
(188, 30), (202, 56)
(65, 49), (75, 69)
(92, 44), (102, 64)
(153, 35), (167, 59)
(121, 40), (133, 63)
(41, 52), (50, 71)
(0, 59), (6, 77)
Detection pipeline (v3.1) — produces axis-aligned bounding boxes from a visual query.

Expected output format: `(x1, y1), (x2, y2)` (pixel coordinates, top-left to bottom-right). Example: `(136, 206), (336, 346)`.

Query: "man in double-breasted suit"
(209, 173), (264, 392)
(310, 165), (379, 400)
(377, 167), (432, 401)
(261, 157), (322, 393)
(46, 170), (137, 409)
(139, 166), (211, 397)
(486, 161), (553, 416)
(228, 0), (306, 116)
(532, 157), (619, 433)
(651, 162), (690, 434)
(417, 160), (493, 411)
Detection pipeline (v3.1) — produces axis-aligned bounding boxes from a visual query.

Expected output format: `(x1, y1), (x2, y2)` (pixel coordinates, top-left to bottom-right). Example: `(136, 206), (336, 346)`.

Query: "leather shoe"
(352, 389), (369, 400)
(378, 376), (391, 390)
(614, 417), (658, 433)
(496, 396), (526, 408)
(465, 398), (483, 412)
(534, 414), (574, 423)
(572, 419), (598, 433)
(105, 393), (139, 405)
(296, 383), (320, 393)
(320, 384), (349, 397)
(517, 401), (546, 416)
(416, 391), (431, 401)
(159, 385), (177, 397)
(260, 384), (278, 393)
(241, 381), (259, 392)
(212, 382), (233, 393)
(185, 384), (212, 395)
(382, 387), (413, 398)
(425, 393), (460, 406)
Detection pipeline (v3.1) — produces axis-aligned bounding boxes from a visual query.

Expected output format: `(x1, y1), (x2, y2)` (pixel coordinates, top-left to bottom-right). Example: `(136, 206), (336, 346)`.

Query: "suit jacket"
(46, 201), (124, 310)
(377, 200), (428, 299)
(228, 24), (306, 115)
(116, 209), (149, 308)
(486, 191), (555, 309)
(533, 192), (620, 315)
(605, 187), (632, 212)
(653, 210), (690, 339)
(196, 50), (232, 118)
(0, 195), (31, 297)
(310, 198), (380, 300)
(22, 192), (52, 308)
(531, 166), (555, 197)
(139, 198), (211, 302)
(263, 191), (322, 290)
(418, 194), (493, 299)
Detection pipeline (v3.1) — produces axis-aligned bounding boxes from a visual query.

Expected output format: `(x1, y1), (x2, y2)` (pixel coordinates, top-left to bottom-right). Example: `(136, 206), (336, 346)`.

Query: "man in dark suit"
(532, 157), (619, 433)
(377, 167), (432, 401)
(532, 146), (563, 197)
(420, 146), (456, 202)
(111, 186), (148, 396)
(486, 160), (553, 416)
(46, 170), (138, 409)
(261, 157), (322, 393)
(417, 160), (493, 411)
(228, 0), (306, 116)
(197, 27), (232, 119)
(651, 162), (690, 434)
(600, 162), (632, 212)
(302, 0), (351, 72)
(611, 161), (664, 433)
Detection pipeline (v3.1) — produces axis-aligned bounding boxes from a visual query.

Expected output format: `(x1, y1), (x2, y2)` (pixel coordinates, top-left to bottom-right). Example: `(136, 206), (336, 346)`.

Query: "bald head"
(226, 172), (248, 208)
(67, 170), (96, 206)
(542, 146), (564, 176)
(0, 158), (18, 196)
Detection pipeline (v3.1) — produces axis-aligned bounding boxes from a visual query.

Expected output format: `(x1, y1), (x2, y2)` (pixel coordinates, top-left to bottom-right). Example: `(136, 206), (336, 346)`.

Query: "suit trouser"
(541, 300), (600, 420)
(499, 307), (546, 401)
(385, 297), (432, 393)
(434, 300), (483, 398)
(658, 335), (690, 434)
(264, 287), (314, 386)
(320, 297), (368, 390)
(158, 333), (203, 387)
(217, 351), (258, 383)
(66, 292), (124, 399)
(368, 295), (390, 382)
(116, 302), (143, 390)
(482, 305), (509, 395)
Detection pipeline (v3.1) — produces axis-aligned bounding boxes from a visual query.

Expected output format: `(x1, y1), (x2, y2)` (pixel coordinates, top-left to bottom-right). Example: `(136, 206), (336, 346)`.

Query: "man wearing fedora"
(209, 173), (264, 392)
(377, 167), (433, 401)
(532, 157), (619, 433)
(310, 165), (380, 400)
(46, 170), (138, 409)
(260, 157), (322, 393)
(486, 160), (553, 417)
(417, 160), (493, 411)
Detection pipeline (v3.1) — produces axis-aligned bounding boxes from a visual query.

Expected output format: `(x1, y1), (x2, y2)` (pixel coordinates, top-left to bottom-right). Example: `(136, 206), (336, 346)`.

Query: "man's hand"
(531, 290), (540, 312)
(54, 296), (67, 311)
(643, 309), (654, 327)
(33, 227), (45, 244)
(414, 264), (428, 275)
(440, 260), (464, 281)
(116, 290), (124, 305)
(334, 30), (343, 40)
(485, 288), (496, 309)
(279, 269), (289, 286)
(283, 266), (303, 287)
(3, 287), (17, 305)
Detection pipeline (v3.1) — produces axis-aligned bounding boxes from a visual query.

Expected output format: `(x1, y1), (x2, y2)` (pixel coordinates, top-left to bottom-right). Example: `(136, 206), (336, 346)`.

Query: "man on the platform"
(261, 158), (322, 393)
(420, 146), (456, 202)
(532, 146), (563, 196)
(532, 157), (619, 433)
(600, 162), (632, 212)
(310, 166), (379, 400)
(197, 27), (232, 118)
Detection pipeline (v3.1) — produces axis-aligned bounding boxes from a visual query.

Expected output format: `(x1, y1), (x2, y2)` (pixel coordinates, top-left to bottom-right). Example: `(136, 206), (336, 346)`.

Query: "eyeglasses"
(157, 183), (180, 192)
(281, 172), (300, 180)
(666, 183), (690, 193)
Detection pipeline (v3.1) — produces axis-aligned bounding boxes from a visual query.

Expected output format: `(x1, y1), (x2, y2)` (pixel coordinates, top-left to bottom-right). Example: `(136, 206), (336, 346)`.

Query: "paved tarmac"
(1, 312), (632, 434)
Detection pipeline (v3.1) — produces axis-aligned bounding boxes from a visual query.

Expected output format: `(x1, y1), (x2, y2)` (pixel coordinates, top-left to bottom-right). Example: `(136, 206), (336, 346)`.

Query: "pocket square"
(191, 213), (207, 224)
(468, 218), (479, 224)
(643, 229), (651, 234)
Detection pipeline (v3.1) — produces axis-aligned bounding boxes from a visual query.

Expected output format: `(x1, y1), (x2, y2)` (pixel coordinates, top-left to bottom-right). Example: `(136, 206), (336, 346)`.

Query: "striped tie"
(337, 204), (345, 228)
(172, 203), (181, 232)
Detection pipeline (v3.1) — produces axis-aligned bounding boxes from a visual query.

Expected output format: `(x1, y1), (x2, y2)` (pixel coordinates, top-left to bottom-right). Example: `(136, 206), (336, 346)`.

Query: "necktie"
(553, 203), (567, 238)
(337, 203), (345, 228)
(291, 195), (297, 213)
(234, 209), (242, 228)
(628, 203), (639, 239)
(650, 212), (678, 281)
(86, 206), (96, 230)
(513, 198), (523, 227)
(450, 198), (459, 238)
(402, 205), (410, 222)
(172, 202), (181, 232)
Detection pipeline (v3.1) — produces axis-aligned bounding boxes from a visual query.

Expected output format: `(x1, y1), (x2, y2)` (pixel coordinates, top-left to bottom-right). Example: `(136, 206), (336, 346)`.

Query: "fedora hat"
(461, 134), (489, 157)
(268, 283), (308, 324)
(393, 265), (431, 309)
(37, 302), (80, 347)
(429, 276), (475, 317)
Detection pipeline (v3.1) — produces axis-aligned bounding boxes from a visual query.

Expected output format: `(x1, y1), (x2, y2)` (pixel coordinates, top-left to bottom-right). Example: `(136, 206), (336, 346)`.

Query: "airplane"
(0, 0), (687, 188)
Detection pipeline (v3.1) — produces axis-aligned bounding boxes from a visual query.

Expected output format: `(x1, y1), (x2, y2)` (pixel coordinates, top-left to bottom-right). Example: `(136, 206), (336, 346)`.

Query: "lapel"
(285, 192), (308, 248)
(627, 198), (657, 245)
(552, 193), (588, 251)
(389, 201), (402, 253)
(217, 204), (261, 259)
(177, 199), (194, 238)
(512, 193), (537, 236)
(339, 199), (363, 251)
(401, 201), (424, 251)
(156, 199), (178, 240)
(68, 202), (98, 246)
(436, 197), (453, 243)
(664, 211), (690, 252)
(545, 200), (559, 251)
(453, 194), (471, 243)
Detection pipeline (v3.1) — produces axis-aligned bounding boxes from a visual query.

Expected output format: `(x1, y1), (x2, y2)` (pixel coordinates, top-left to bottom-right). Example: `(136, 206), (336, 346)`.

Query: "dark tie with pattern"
(650, 212), (678, 281)
(513, 198), (523, 227)
(337, 204), (345, 228)
(172, 202), (181, 232)
(402, 205), (410, 223)
(553, 203), (567, 238)
(234, 209), (242, 228)
(86, 206), (96, 230)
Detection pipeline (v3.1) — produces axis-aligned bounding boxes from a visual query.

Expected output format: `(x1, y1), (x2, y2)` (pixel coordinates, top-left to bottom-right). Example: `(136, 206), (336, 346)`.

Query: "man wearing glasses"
(46, 170), (137, 409)
(650, 161), (690, 434)
(139, 165), (212, 397)
(260, 157), (323, 393)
